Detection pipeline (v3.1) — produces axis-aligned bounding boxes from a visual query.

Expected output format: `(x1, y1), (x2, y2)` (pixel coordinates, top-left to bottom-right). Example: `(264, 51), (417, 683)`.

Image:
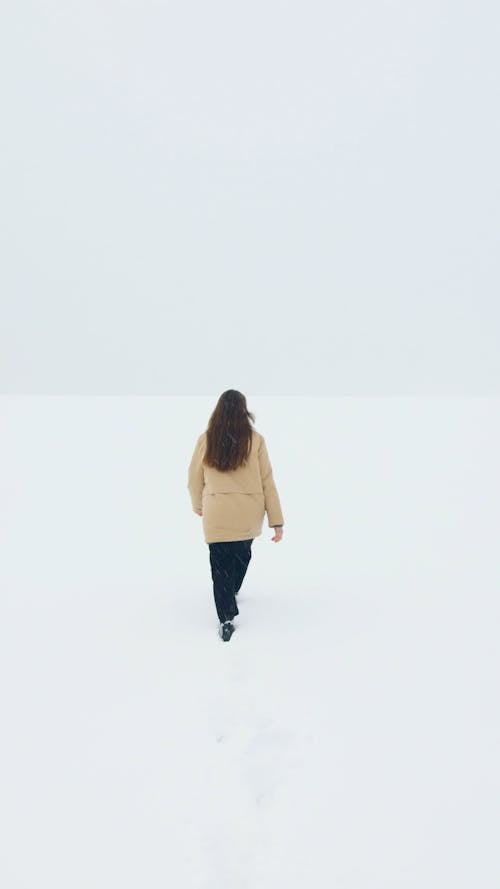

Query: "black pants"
(208, 539), (253, 624)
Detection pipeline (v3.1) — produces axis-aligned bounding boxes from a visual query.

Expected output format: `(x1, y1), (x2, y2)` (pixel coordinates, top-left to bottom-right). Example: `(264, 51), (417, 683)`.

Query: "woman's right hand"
(271, 526), (283, 542)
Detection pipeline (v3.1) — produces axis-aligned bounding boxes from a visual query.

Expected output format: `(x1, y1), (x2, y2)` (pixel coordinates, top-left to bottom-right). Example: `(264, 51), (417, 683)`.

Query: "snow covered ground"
(0, 395), (499, 888)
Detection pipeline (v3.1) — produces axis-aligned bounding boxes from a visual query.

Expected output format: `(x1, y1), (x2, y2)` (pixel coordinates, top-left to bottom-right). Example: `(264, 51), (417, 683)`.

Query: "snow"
(0, 395), (499, 888)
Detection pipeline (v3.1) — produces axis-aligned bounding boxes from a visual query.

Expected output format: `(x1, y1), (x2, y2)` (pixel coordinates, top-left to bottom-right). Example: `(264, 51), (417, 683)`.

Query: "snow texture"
(0, 396), (499, 888)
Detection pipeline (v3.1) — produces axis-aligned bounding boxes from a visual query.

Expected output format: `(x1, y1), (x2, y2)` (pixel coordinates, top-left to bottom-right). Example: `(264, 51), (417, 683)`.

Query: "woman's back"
(198, 428), (264, 494)
(188, 427), (284, 543)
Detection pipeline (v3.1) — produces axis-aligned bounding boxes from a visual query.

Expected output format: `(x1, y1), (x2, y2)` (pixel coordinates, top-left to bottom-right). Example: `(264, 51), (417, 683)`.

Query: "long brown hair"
(203, 390), (256, 471)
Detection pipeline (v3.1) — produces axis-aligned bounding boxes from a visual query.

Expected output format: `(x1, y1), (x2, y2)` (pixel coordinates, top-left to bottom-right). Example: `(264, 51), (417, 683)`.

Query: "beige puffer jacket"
(187, 428), (284, 543)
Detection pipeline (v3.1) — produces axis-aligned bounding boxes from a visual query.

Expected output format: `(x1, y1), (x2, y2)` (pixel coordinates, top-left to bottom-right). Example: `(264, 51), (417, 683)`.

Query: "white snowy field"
(0, 395), (499, 888)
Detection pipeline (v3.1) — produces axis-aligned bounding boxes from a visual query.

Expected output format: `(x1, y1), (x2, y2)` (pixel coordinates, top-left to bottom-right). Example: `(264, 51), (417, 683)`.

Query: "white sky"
(1, 1), (499, 394)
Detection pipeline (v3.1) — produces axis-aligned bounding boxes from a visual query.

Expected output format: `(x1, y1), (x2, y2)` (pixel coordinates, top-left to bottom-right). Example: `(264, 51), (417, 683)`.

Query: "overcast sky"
(1, 0), (499, 395)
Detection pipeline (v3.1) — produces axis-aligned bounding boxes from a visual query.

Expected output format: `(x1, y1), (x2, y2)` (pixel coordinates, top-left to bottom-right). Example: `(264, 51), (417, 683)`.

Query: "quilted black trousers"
(208, 539), (254, 624)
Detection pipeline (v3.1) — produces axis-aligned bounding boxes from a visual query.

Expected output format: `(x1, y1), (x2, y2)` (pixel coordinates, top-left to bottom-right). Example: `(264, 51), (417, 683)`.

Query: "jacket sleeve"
(258, 436), (284, 527)
(187, 436), (205, 514)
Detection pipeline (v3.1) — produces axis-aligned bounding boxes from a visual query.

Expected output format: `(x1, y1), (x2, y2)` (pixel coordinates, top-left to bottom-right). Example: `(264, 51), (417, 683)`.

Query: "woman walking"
(187, 390), (284, 641)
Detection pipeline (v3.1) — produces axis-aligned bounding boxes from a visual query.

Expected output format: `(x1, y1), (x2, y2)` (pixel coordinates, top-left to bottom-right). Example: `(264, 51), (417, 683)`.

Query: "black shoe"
(220, 621), (234, 642)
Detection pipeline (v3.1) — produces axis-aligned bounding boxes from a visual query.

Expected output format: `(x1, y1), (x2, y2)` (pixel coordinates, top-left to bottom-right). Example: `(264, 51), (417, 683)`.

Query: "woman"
(187, 390), (284, 641)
